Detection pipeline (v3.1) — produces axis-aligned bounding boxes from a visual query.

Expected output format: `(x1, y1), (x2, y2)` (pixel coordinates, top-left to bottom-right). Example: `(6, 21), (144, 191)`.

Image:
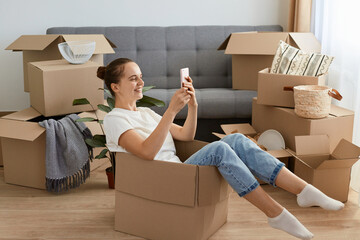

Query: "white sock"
(297, 184), (344, 210)
(268, 208), (314, 240)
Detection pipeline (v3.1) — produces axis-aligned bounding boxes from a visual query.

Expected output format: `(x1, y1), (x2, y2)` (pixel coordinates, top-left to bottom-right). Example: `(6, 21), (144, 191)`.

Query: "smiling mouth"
(135, 88), (142, 93)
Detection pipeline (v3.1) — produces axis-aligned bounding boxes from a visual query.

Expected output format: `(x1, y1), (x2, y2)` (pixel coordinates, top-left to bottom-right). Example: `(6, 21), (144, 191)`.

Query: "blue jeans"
(184, 133), (285, 197)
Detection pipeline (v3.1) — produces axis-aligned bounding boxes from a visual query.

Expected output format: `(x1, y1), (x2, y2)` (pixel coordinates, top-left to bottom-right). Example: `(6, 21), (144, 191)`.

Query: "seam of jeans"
(269, 163), (285, 186)
(238, 180), (259, 197)
(219, 161), (249, 190)
(196, 153), (219, 166)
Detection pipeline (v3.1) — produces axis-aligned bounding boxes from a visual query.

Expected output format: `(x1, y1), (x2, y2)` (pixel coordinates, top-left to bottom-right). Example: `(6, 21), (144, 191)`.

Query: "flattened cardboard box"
(28, 60), (104, 117)
(115, 140), (232, 240)
(257, 68), (327, 107)
(292, 135), (360, 202)
(0, 107), (107, 190)
(218, 32), (320, 90)
(252, 97), (354, 152)
(6, 34), (116, 92)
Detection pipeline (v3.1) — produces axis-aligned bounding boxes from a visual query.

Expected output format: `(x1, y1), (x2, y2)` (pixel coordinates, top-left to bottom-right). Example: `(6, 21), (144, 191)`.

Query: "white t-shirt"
(103, 107), (182, 163)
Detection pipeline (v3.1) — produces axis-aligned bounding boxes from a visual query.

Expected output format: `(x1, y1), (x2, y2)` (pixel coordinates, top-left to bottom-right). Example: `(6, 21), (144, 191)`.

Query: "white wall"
(0, 0), (289, 111)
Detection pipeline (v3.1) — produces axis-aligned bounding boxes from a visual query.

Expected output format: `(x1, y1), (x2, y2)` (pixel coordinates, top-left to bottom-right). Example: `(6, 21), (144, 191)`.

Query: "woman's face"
(113, 62), (144, 102)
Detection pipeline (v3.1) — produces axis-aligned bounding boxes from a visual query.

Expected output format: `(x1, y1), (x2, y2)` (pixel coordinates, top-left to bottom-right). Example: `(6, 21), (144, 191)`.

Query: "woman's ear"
(111, 82), (120, 93)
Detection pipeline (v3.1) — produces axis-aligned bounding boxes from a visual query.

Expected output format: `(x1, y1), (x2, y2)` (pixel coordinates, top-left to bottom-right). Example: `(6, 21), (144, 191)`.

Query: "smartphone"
(180, 67), (189, 87)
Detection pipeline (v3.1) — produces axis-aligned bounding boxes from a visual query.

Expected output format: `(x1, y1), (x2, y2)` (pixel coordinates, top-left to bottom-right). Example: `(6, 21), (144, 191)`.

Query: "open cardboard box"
(6, 34), (116, 92)
(252, 97), (354, 152)
(292, 135), (360, 202)
(212, 123), (293, 182)
(115, 140), (232, 240)
(28, 59), (104, 117)
(0, 141), (3, 166)
(0, 107), (107, 190)
(257, 68), (327, 108)
(218, 32), (320, 90)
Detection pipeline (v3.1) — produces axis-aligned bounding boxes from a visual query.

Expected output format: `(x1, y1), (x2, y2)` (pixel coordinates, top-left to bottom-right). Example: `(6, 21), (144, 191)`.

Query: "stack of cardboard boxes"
(219, 31), (360, 202)
(0, 34), (116, 189)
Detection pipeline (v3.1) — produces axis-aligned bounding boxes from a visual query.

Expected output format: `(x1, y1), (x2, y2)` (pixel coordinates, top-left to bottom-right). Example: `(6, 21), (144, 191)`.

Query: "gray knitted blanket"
(39, 114), (93, 193)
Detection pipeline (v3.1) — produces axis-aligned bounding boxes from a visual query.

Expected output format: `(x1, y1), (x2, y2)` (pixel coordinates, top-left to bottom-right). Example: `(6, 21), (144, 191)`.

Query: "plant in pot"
(73, 86), (165, 189)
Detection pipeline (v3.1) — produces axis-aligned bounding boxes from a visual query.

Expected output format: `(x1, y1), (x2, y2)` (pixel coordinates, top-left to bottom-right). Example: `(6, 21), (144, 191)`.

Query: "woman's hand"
(167, 87), (191, 115)
(183, 76), (197, 108)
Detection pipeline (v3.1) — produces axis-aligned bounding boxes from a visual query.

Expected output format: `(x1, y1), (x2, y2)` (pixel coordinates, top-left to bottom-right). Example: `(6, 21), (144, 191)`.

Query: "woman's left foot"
(297, 184), (344, 210)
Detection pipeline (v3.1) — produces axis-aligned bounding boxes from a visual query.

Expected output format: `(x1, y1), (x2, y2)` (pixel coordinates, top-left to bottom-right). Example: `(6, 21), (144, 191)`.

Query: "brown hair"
(97, 58), (134, 96)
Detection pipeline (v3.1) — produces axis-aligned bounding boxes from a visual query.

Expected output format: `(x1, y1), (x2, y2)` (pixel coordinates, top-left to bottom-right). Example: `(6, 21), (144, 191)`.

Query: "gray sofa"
(47, 25), (282, 141)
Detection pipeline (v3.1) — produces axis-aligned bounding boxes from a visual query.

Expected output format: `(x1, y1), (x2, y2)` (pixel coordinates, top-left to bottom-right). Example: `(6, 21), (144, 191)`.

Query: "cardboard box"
(252, 97), (354, 152)
(115, 140), (232, 240)
(218, 32), (320, 90)
(0, 108), (46, 189)
(0, 107), (107, 189)
(28, 59), (104, 117)
(6, 34), (116, 92)
(212, 123), (293, 181)
(257, 68), (327, 107)
(292, 135), (360, 202)
(0, 139), (3, 166)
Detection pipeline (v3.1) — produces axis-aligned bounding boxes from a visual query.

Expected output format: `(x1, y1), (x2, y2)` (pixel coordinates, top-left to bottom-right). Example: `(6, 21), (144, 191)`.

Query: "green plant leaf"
(98, 120), (103, 124)
(95, 148), (109, 159)
(136, 101), (154, 107)
(107, 97), (115, 109)
(73, 98), (90, 106)
(97, 104), (112, 113)
(138, 95), (165, 107)
(85, 138), (106, 148)
(76, 117), (96, 122)
(142, 86), (155, 92)
(93, 134), (106, 143)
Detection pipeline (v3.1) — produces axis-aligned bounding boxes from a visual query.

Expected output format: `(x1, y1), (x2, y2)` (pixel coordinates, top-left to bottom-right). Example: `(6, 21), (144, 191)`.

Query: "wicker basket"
(284, 85), (342, 119)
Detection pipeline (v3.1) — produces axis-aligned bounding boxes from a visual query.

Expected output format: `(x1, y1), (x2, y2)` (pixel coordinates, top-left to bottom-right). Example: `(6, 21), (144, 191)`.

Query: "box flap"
(198, 165), (230, 206)
(62, 34), (116, 54)
(1, 107), (41, 121)
(295, 135), (330, 155)
(212, 132), (226, 139)
(220, 123), (257, 135)
(6, 35), (60, 51)
(329, 105), (354, 117)
(267, 149), (292, 158)
(332, 139), (360, 159)
(223, 32), (288, 55)
(289, 32), (321, 53)
(317, 158), (359, 169)
(115, 152), (197, 207)
(0, 119), (45, 141)
(217, 34), (232, 50)
(174, 140), (208, 162)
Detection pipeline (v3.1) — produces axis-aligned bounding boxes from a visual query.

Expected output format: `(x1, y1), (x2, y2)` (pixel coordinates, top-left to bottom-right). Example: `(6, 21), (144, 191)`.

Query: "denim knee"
(207, 141), (231, 158)
(221, 133), (248, 144)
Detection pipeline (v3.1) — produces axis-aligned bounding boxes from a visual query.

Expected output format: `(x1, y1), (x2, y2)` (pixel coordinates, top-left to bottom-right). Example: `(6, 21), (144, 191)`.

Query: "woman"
(101, 58), (344, 240)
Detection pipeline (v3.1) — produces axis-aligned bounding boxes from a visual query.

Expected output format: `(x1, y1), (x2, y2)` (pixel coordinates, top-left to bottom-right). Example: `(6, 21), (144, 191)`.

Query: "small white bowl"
(58, 41), (96, 64)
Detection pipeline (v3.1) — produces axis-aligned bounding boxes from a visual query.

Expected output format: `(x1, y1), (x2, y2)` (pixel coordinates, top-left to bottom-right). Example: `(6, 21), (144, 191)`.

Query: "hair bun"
(97, 66), (106, 80)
